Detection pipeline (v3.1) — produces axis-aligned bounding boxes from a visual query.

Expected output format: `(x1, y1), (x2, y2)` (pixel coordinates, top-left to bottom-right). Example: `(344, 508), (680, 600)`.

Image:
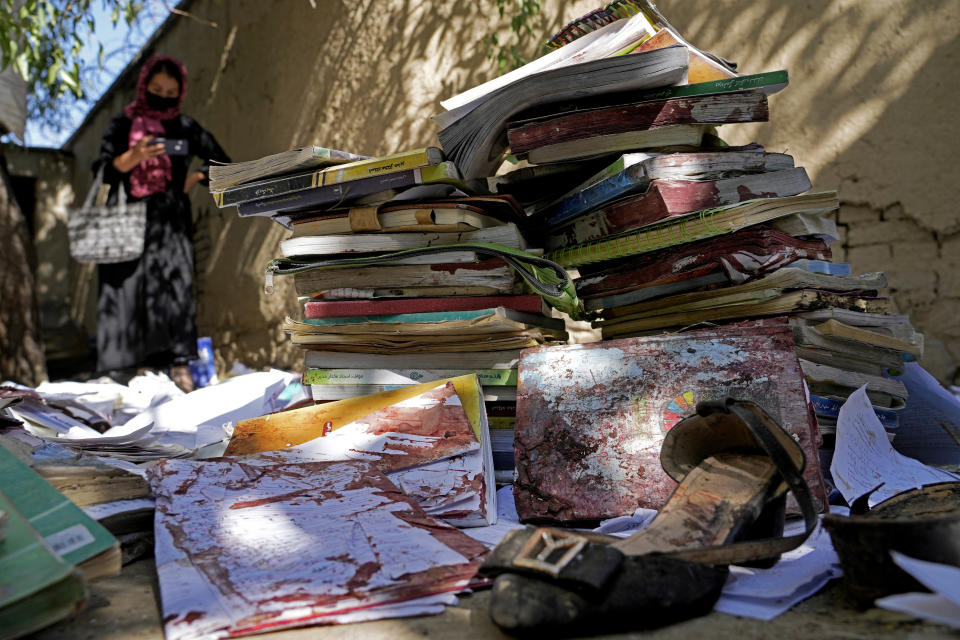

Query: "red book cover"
(508, 91), (768, 154)
(547, 167), (812, 250)
(575, 227), (831, 299)
(303, 295), (544, 319)
(513, 318), (828, 523)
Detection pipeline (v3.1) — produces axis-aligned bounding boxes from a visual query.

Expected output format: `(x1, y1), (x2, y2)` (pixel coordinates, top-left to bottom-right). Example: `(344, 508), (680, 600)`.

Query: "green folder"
(0, 443), (118, 573)
(0, 490), (87, 640)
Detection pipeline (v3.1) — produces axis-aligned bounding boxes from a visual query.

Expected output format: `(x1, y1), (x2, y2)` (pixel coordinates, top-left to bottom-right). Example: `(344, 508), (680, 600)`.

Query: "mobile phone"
(152, 137), (189, 156)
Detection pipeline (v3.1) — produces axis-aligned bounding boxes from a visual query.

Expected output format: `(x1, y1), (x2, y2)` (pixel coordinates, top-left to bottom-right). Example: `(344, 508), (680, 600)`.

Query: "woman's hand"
(183, 171), (205, 193)
(132, 135), (166, 163)
(113, 135), (165, 173)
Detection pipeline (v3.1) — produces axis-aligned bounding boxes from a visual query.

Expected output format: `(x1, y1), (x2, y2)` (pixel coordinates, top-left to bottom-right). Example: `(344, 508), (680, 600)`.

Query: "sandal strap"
(481, 526), (625, 594)
(664, 398), (819, 565)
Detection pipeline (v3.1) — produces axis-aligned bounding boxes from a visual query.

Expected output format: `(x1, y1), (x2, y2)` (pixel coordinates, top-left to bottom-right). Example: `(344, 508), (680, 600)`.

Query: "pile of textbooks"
(446, 1), (921, 470)
(209, 148), (571, 482)
(212, 0), (923, 481)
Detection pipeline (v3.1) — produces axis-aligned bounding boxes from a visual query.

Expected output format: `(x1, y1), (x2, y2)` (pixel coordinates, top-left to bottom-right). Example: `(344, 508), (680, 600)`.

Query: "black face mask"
(146, 91), (179, 111)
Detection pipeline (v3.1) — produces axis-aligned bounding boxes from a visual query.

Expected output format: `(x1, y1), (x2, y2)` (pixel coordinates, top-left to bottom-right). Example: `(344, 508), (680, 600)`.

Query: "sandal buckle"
(512, 528), (588, 577)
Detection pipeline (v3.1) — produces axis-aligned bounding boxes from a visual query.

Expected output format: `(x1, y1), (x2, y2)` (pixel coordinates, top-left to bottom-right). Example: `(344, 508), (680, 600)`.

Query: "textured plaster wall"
(1, 146), (90, 361)
(654, 0), (960, 382)
(0, 159), (46, 385)
(60, 0), (960, 380)
(64, 0), (594, 372)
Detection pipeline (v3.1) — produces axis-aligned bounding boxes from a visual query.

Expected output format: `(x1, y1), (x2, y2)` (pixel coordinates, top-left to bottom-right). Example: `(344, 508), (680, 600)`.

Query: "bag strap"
(82, 167), (105, 209)
(82, 166), (132, 209)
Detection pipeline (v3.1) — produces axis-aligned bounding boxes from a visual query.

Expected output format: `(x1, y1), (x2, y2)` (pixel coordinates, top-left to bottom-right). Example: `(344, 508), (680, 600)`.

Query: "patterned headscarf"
(122, 55), (188, 198)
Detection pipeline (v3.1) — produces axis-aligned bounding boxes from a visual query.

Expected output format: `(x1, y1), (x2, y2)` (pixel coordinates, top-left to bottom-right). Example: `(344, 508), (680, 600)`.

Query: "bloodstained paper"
(152, 458), (487, 640)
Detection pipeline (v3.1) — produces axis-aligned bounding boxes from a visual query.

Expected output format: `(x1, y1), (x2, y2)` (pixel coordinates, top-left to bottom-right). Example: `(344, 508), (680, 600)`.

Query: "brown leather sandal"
(482, 398), (819, 636)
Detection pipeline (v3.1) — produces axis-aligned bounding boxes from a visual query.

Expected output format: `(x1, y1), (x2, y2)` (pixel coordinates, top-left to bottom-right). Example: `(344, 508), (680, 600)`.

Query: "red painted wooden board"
(513, 318), (827, 523)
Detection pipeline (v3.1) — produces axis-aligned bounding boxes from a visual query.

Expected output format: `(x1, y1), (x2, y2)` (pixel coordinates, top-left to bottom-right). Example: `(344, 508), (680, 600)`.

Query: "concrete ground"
(32, 557), (958, 640)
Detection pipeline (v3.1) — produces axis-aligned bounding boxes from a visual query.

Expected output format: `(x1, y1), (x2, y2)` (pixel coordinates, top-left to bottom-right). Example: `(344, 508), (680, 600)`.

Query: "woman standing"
(94, 54), (229, 392)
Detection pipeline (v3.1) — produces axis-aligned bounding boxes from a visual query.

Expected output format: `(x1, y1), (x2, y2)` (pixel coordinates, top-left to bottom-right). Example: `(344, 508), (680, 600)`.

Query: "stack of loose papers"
(5, 371), (302, 461)
(151, 458), (487, 639)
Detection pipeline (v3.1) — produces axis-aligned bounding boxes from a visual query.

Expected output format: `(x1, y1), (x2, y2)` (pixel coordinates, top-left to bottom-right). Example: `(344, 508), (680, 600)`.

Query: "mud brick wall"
(837, 204), (959, 383)
(655, 0), (960, 385)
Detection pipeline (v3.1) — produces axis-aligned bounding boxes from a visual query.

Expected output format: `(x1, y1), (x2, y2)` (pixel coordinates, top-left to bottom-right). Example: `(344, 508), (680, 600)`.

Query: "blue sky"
(24, 2), (167, 148)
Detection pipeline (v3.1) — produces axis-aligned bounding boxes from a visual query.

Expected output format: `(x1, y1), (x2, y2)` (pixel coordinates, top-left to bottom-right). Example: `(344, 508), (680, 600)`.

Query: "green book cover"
(0, 444), (116, 568)
(0, 490), (87, 638)
(619, 70), (789, 103)
(302, 308), (505, 327)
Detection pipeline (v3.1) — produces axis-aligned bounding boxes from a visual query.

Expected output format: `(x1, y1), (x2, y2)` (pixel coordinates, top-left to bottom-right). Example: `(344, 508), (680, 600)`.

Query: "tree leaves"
(0, 0), (144, 132)
(484, 0), (545, 74)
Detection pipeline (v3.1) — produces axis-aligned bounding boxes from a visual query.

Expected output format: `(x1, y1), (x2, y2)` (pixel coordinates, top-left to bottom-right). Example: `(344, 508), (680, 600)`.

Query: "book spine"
(216, 171), (318, 207)
(509, 92), (768, 154)
(417, 161), (462, 184)
(321, 148), (440, 185)
(292, 260), (513, 294)
(304, 368), (518, 386)
(574, 156), (630, 188)
(488, 416), (516, 429)
(811, 394), (899, 429)
(548, 207), (727, 268)
(303, 295), (544, 319)
(553, 169), (813, 250)
(301, 308), (506, 326)
(236, 170), (419, 216)
(543, 166), (651, 228)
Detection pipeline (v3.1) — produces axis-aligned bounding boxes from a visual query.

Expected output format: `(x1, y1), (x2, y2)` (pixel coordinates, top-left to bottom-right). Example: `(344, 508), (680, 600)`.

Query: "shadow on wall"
(0, 160), (46, 385)
(657, 0), (960, 381)
(62, 0), (960, 378)
(180, 0), (594, 371)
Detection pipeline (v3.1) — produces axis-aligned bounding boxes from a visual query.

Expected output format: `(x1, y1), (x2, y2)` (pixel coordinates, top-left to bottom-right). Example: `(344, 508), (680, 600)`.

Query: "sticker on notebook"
(45, 523), (95, 556)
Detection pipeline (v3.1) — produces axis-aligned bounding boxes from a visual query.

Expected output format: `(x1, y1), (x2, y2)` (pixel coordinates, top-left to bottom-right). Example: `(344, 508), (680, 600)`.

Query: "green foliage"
(483, 0), (545, 74)
(0, 0), (142, 131)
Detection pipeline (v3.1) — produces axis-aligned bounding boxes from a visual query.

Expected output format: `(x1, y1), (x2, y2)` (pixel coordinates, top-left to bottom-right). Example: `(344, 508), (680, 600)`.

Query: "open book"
(224, 374), (497, 527)
(437, 47), (687, 179)
(209, 145), (369, 193)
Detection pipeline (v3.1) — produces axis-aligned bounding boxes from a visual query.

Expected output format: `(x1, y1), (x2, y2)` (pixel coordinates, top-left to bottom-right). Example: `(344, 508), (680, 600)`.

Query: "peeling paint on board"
(513, 318), (827, 523)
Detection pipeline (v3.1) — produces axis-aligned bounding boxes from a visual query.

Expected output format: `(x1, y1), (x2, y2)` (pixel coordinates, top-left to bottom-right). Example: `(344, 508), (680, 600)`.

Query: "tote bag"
(67, 168), (147, 264)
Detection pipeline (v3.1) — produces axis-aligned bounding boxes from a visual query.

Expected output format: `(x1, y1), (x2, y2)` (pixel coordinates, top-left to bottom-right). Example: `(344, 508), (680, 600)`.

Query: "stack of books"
(210, 147), (571, 482)
(214, 0), (928, 484)
(435, 1), (923, 470)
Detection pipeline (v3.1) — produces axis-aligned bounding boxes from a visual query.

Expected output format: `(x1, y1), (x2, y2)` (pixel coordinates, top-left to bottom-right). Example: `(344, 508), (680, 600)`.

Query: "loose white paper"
(147, 370), (293, 450)
(890, 552), (960, 607)
(877, 552), (960, 628)
(714, 517), (842, 620)
(893, 363), (960, 466)
(462, 486), (524, 546)
(876, 592), (960, 629)
(831, 385), (958, 506)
